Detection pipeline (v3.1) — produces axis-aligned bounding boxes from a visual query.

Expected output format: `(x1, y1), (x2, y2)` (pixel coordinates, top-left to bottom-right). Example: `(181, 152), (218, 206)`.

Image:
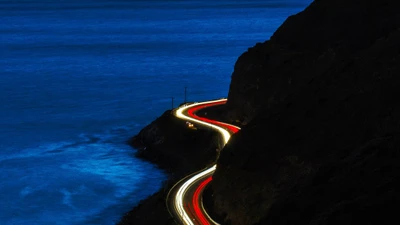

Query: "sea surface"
(0, 0), (311, 224)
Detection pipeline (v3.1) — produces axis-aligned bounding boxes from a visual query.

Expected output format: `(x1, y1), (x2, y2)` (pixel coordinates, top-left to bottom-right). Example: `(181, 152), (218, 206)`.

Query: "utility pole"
(184, 86), (187, 103)
(171, 97), (174, 109)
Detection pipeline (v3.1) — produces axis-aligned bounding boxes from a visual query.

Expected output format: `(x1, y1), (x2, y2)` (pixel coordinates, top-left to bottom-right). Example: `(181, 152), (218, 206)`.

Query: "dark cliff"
(226, 0), (400, 124)
(211, 0), (400, 224)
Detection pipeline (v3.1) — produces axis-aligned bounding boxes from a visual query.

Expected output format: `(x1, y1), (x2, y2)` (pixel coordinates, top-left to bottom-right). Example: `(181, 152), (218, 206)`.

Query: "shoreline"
(118, 108), (222, 225)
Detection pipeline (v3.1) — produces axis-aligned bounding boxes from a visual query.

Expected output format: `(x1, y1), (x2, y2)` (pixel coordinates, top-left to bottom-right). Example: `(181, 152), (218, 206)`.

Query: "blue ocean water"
(0, 0), (311, 224)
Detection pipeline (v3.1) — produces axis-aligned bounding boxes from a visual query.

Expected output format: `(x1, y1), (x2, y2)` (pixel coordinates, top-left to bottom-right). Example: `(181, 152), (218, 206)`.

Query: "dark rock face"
(226, 0), (400, 124)
(212, 0), (400, 224)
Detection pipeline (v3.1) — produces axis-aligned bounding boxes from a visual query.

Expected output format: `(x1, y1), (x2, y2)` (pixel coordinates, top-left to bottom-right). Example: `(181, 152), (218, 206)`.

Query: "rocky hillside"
(226, 0), (400, 124)
(211, 0), (400, 224)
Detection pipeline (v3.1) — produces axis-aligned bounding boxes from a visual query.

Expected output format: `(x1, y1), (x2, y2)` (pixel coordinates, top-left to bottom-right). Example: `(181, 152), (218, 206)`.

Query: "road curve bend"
(167, 99), (240, 225)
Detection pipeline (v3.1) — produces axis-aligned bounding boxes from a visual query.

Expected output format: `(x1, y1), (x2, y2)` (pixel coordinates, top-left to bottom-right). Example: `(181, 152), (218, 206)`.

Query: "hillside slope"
(211, 0), (400, 224)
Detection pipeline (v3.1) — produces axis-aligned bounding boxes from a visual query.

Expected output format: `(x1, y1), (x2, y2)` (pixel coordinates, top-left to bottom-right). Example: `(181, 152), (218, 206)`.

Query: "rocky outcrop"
(129, 110), (221, 175)
(211, 0), (400, 224)
(119, 110), (221, 225)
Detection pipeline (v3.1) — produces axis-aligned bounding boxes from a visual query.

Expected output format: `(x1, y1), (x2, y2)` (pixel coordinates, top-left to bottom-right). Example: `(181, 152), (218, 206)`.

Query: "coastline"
(118, 108), (222, 225)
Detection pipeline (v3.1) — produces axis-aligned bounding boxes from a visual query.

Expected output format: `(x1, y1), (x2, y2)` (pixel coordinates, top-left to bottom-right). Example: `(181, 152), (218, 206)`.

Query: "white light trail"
(175, 99), (232, 145)
(172, 99), (240, 225)
(175, 165), (216, 225)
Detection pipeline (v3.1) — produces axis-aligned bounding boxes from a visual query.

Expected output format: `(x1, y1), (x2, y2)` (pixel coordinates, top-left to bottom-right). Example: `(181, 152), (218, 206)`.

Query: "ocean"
(0, 0), (311, 224)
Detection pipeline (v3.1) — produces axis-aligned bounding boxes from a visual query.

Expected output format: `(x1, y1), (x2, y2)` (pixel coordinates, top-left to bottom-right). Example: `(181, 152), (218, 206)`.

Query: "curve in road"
(168, 99), (240, 225)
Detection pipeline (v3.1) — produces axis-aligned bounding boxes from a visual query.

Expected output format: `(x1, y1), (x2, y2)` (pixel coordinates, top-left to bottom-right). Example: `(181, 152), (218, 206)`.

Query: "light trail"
(171, 99), (241, 225)
(186, 105), (240, 133)
(174, 165), (216, 225)
(192, 176), (213, 225)
(175, 99), (236, 145)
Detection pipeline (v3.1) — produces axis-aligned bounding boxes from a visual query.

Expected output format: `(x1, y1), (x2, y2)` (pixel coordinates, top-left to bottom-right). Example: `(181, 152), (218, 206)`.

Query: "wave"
(0, 132), (166, 225)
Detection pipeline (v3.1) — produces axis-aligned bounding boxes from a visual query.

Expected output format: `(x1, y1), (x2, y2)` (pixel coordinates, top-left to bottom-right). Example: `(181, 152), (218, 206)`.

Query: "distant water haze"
(0, 0), (311, 224)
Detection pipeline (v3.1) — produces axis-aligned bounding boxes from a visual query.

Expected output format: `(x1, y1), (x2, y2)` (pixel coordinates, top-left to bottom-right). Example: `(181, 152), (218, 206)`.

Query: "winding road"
(166, 99), (240, 225)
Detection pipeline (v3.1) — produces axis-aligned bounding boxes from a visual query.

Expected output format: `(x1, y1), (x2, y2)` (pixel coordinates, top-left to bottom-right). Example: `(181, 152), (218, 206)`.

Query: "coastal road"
(167, 99), (240, 225)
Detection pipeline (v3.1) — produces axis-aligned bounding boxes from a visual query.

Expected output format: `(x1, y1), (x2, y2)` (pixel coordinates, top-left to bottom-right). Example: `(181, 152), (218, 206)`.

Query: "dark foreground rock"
(118, 109), (221, 225)
(209, 0), (400, 224)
